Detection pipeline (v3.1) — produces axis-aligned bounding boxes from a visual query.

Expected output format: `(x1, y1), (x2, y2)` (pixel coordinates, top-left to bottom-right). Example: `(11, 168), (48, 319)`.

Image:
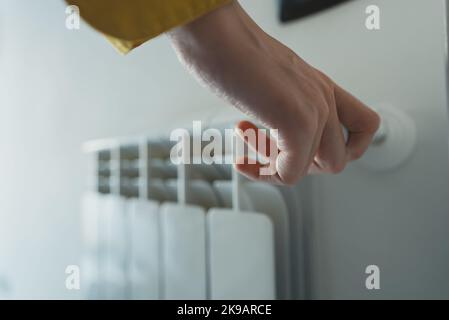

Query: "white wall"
(0, 0), (229, 299)
(0, 0), (448, 299)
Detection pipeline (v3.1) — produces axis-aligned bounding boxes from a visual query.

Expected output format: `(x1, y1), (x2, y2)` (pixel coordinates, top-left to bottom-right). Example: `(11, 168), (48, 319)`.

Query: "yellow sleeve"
(66, 0), (232, 54)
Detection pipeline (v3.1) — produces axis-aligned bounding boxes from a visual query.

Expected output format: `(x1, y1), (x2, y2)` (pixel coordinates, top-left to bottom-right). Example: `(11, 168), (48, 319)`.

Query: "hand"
(168, 1), (380, 185)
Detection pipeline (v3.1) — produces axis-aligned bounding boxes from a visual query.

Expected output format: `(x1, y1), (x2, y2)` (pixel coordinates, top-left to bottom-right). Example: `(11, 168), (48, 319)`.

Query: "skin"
(168, 0), (380, 185)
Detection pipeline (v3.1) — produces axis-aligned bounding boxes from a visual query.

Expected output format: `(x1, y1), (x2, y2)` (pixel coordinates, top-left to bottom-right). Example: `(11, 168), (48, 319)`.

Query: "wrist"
(168, 1), (265, 57)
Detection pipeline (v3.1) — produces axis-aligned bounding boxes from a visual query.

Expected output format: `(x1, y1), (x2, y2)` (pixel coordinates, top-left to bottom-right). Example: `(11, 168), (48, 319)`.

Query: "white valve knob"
(357, 104), (416, 172)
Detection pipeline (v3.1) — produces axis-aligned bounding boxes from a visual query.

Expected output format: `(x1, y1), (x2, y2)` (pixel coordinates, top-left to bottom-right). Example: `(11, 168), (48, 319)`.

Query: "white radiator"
(81, 127), (294, 300)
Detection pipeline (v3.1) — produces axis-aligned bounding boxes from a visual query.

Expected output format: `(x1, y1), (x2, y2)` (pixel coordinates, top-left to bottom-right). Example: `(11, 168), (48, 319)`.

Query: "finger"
(314, 103), (347, 173)
(236, 121), (308, 184)
(234, 121), (281, 183)
(235, 120), (276, 159)
(237, 120), (313, 185)
(275, 113), (320, 184)
(304, 104), (327, 175)
(234, 157), (283, 185)
(334, 85), (380, 161)
(292, 91), (329, 177)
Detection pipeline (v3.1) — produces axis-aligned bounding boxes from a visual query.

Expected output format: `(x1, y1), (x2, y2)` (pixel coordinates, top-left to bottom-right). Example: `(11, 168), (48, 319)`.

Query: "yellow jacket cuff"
(66, 0), (233, 54)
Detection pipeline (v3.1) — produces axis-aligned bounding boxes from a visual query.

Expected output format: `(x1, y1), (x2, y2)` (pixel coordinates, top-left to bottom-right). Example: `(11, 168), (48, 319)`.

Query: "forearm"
(167, 1), (281, 125)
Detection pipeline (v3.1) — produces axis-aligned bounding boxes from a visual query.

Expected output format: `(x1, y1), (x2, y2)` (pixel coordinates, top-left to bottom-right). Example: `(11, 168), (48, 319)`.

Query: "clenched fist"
(168, 0), (380, 185)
